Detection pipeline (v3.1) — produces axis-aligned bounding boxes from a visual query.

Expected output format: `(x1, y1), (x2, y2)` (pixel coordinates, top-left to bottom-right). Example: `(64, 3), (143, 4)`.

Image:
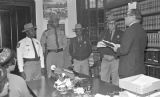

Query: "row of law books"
(116, 14), (160, 31)
(147, 33), (160, 47)
(105, 0), (160, 22)
(143, 15), (160, 30)
(139, 0), (160, 15)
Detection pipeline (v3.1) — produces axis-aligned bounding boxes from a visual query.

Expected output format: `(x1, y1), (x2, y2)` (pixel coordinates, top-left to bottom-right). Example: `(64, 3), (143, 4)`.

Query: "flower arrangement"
(53, 73), (74, 94)
(51, 65), (93, 96)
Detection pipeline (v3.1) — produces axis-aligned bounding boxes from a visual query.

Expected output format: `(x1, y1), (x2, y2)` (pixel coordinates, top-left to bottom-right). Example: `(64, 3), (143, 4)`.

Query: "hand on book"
(97, 40), (120, 52)
(101, 40), (120, 52)
(113, 44), (120, 52)
(97, 41), (106, 47)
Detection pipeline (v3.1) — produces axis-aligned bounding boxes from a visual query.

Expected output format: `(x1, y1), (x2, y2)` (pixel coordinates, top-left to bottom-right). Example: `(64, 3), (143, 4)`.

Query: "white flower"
(74, 87), (84, 94)
(51, 65), (56, 70)
(62, 73), (66, 77)
(54, 77), (73, 91)
(64, 78), (72, 88)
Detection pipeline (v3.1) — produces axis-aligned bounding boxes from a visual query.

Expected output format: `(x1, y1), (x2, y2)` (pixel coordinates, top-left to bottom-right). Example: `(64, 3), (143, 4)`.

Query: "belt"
(23, 57), (40, 62)
(48, 48), (63, 53)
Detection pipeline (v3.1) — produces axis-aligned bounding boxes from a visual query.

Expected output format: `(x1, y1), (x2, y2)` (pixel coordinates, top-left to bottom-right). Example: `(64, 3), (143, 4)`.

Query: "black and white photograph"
(0, 0), (160, 97)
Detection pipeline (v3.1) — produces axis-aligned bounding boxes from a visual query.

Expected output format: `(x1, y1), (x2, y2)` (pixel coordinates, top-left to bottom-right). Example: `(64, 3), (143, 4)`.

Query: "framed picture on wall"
(43, 0), (67, 20)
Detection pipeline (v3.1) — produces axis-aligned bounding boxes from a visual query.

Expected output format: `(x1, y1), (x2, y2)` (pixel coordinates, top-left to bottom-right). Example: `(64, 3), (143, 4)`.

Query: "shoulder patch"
(17, 43), (20, 48)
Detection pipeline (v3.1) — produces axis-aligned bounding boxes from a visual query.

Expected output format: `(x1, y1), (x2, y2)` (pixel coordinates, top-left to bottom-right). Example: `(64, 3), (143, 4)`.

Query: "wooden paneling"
(0, 0), (34, 2)
(76, 0), (86, 25)
(0, 0), (35, 49)
(0, 11), (11, 48)
(0, 0), (34, 6)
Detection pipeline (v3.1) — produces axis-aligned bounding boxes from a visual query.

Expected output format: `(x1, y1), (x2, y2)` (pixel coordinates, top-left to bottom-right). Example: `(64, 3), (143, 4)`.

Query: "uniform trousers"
(24, 61), (41, 81)
(100, 55), (119, 86)
(73, 58), (89, 75)
(46, 51), (64, 78)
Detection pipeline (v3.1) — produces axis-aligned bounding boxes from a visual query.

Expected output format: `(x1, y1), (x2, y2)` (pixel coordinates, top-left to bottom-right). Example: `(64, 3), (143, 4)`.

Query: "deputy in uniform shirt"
(40, 18), (67, 78)
(17, 23), (45, 81)
(98, 14), (123, 86)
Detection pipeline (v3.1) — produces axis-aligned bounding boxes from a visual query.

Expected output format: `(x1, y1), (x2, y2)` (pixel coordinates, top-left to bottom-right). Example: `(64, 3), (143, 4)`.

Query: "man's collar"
(129, 21), (139, 27)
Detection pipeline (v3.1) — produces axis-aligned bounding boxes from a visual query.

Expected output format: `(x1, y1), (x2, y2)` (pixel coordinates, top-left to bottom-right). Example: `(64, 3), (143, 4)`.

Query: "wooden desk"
(27, 77), (56, 97)
(27, 76), (121, 97)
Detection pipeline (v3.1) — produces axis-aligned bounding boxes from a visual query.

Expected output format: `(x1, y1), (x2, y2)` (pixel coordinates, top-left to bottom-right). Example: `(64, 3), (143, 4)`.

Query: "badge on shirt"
(117, 35), (120, 39)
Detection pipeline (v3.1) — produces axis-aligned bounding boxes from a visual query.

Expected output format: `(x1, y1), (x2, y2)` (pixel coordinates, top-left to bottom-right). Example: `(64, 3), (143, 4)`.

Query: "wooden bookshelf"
(104, 0), (160, 78)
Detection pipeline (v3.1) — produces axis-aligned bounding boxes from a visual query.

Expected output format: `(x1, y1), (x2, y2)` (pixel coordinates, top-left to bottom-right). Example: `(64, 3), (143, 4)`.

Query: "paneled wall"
(0, 0), (35, 50)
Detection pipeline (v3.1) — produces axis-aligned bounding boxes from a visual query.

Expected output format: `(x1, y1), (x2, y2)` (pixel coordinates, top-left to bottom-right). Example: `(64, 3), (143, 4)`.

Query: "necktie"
(31, 38), (39, 58)
(55, 28), (59, 48)
(110, 31), (114, 41)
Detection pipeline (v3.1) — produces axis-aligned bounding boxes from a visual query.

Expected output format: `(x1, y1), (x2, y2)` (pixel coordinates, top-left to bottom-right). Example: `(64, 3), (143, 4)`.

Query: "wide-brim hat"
(73, 24), (84, 32)
(22, 23), (36, 33)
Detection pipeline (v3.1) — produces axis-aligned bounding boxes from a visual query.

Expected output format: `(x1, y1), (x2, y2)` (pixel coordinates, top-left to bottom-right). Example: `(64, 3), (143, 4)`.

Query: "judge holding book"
(113, 9), (147, 78)
(97, 14), (123, 86)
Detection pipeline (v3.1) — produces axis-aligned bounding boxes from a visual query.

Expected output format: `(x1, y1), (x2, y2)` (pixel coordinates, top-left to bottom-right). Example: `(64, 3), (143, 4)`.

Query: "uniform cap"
(22, 23), (36, 33)
(73, 24), (84, 31)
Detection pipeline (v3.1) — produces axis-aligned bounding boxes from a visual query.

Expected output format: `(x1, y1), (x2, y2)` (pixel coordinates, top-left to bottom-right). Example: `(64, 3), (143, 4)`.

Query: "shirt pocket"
(24, 45), (31, 54)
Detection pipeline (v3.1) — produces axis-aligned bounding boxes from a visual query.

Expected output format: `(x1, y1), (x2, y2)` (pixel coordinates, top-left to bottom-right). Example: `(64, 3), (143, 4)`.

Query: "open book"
(102, 40), (116, 48)
(97, 40), (120, 48)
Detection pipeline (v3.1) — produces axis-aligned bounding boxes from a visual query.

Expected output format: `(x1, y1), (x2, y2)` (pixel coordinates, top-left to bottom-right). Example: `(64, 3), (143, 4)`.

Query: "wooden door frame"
(0, 0), (36, 49)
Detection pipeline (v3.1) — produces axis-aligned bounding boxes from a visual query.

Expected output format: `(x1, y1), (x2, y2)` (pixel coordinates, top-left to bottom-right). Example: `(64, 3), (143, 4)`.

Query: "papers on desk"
(95, 94), (110, 97)
(119, 91), (160, 97)
(95, 93), (119, 97)
(119, 74), (160, 95)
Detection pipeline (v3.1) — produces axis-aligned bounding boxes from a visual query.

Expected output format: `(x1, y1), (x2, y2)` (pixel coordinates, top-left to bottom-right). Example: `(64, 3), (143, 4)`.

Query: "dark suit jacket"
(116, 23), (147, 78)
(69, 33), (92, 60)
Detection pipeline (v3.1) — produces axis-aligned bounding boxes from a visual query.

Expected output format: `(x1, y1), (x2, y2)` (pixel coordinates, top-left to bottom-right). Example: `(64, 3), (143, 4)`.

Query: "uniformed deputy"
(69, 24), (92, 76)
(40, 18), (67, 78)
(98, 14), (123, 86)
(17, 23), (45, 81)
(0, 48), (33, 97)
